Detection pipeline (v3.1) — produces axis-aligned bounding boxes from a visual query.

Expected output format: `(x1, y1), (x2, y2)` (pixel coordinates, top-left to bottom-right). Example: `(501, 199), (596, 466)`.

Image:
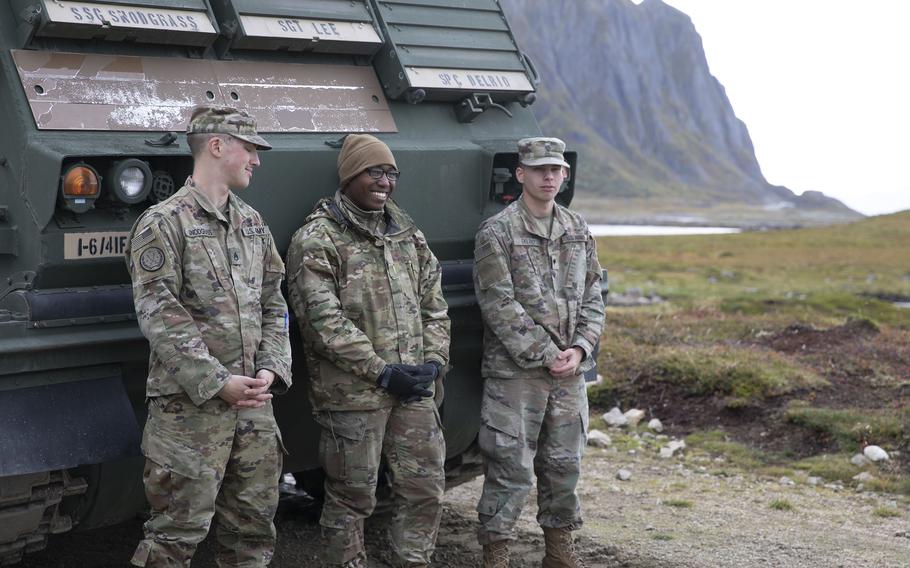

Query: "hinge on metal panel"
(145, 132), (179, 147)
(325, 136), (348, 149)
(454, 93), (512, 123)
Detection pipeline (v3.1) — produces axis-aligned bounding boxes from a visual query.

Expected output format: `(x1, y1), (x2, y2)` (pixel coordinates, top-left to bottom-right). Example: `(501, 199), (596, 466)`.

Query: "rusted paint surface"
(12, 50), (396, 133)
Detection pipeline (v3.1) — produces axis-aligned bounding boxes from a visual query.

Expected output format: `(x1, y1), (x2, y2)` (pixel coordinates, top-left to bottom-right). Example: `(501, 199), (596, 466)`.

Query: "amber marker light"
(63, 165), (100, 197)
(61, 164), (101, 213)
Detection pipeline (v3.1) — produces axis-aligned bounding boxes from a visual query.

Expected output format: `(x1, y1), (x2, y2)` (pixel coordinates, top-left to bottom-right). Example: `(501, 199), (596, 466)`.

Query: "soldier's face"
(516, 165), (566, 205)
(343, 165), (396, 210)
(220, 136), (260, 190)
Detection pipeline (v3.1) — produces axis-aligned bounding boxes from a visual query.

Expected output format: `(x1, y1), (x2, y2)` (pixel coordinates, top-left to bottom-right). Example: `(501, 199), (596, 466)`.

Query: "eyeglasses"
(365, 167), (401, 182)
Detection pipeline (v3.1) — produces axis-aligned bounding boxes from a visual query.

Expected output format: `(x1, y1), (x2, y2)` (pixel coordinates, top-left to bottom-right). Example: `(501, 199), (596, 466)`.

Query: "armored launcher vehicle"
(0, 0), (585, 562)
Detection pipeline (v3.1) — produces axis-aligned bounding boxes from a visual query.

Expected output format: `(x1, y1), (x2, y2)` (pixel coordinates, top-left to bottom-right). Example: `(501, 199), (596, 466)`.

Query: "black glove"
(415, 361), (442, 381)
(377, 364), (433, 400)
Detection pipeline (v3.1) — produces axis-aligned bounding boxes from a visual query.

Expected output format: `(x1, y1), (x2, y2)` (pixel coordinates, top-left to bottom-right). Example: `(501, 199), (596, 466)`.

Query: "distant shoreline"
(589, 224), (741, 237)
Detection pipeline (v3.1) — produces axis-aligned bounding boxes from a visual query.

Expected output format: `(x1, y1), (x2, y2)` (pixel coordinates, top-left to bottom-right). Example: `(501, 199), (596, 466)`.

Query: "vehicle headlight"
(61, 164), (101, 213)
(107, 159), (152, 204)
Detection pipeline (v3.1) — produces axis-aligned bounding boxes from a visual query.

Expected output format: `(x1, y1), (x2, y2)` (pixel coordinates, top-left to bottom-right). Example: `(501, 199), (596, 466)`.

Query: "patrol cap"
(517, 137), (570, 168)
(186, 105), (271, 150)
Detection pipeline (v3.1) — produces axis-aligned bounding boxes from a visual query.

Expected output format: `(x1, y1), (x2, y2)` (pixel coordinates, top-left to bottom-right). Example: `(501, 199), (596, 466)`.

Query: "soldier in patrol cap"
(126, 105), (292, 566)
(473, 137), (605, 567)
(285, 133), (450, 567)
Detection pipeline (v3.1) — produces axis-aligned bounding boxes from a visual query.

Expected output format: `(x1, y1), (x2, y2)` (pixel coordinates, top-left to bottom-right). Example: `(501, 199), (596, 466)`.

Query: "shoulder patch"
(139, 247), (166, 272)
(475, 240), (495, 262)
(131, 227), (155, 250)
(185, 226), (215, 238)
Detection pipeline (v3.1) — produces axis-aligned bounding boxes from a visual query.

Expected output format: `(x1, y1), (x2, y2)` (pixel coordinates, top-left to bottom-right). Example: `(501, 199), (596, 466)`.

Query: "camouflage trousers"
(316, 397), (446, 566)
(476, 375), (589, 545)
(131, 393), (284, 567)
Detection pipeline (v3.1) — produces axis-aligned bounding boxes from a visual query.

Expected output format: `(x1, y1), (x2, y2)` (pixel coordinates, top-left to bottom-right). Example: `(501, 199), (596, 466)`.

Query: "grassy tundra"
(591, 211), (910, 495)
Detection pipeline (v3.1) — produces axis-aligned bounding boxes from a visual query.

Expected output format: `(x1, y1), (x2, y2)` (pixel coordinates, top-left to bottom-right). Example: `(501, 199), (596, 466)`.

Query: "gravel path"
(19, 446), (910, 567)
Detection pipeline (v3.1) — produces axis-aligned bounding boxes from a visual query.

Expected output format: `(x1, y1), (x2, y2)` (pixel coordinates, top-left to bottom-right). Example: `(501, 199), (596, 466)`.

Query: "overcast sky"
(658, 0), (910, 216)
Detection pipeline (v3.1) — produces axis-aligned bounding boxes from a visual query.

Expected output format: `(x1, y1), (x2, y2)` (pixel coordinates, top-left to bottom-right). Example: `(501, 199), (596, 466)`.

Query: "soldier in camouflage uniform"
(285, 134), (450, 568)
(126, 106), (292, 567)
(473, 137), (605, 568)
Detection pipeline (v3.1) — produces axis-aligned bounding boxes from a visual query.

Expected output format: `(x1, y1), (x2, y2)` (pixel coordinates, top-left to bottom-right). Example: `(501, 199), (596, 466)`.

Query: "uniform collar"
(518, 196), (566, 240)
(185, 176), (243, 229)
(330, 190), (413, 238)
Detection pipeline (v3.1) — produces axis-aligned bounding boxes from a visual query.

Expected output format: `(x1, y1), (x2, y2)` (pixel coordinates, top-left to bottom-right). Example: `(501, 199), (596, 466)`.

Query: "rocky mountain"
(500, 0), (861, 226)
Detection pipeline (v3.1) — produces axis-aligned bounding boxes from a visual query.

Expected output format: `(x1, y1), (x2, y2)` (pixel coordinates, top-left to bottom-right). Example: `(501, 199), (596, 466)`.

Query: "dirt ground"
(19, 442), (909, 568)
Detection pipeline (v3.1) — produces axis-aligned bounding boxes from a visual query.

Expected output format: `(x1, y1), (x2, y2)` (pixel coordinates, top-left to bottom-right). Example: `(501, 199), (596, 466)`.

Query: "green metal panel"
(21, 0), (219, 47)
(228, 0), (373, 22)
(376, 4), (507, 30)
(397, 46), (526, 71)
(389, 26), (516, 51)
(210, 0), (381, 54)
(66, 0), (209, 8)
(370, 0), (533, 101)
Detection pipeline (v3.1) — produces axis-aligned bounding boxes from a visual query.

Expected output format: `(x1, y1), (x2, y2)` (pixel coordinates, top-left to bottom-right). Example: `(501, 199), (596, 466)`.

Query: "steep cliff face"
(500, 0), (859, 224)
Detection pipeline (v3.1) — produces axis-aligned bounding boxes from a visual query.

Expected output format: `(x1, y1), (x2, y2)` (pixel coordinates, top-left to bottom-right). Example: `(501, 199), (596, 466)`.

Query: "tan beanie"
(337, 134), (397, 188)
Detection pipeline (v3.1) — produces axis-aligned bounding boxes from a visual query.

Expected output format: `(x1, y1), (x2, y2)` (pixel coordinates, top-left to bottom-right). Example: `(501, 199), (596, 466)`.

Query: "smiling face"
(219, 136), (260, 190)
(342, 165), (397, 210)
(516, 164), (567, 208)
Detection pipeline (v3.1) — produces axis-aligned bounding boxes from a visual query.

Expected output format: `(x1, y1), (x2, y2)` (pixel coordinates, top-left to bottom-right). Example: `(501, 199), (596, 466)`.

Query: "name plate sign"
(405, 67), (534, 93)
(64, 232), (130, 260)
(43, 1), (216, 34)
(239, 15), (381, 45)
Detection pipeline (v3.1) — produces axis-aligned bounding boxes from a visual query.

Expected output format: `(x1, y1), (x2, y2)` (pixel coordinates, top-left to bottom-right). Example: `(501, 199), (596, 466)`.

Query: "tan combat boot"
(482, 539), (510, 568)
(340, 555), (367, 568)
(541, 527), (587, 568)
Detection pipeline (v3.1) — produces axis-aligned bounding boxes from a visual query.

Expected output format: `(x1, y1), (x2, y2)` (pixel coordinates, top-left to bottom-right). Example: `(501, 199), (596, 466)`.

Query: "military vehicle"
(0, 0), (593, 563)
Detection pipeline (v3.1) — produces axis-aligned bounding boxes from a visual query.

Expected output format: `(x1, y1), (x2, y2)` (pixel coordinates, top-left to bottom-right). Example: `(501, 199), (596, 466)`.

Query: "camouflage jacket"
(473, 197), (604, 379)
(286, 191), (450, 411)
(126, 181), (292, 406)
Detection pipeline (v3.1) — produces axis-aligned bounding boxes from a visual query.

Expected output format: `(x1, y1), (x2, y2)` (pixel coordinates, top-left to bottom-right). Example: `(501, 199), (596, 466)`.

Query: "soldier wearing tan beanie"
(337, 133), (398, 189)
(286, 133), (449, 567)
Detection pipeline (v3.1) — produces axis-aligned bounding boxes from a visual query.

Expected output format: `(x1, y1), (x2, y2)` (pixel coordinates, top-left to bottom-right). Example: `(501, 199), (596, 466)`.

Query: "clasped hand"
(377, 362), (439, 402)
(218, 370), (275, 409)
(549, 347), (583, 379)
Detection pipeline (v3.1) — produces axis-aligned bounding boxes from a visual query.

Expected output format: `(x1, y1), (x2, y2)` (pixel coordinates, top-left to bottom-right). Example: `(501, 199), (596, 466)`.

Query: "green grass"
(785, 404), (907, 452)
(873, 507), (902, 518)
(791, 454), (861, 484)
(651, 533), (675, 541)
(591, 212), (910, 494)
(685, 430), (769, 469)
(599, 211), (910, 327)
(663, 499), (693, 508)
(642, 346), (826, 405)
(769, 499), (794, 511)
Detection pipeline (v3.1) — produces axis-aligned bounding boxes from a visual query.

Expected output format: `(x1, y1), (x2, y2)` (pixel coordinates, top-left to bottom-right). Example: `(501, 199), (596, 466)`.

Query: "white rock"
(864, 445), (890, 462)
(602, 407), (628, 428)
(779, 476), (795, 486)
(616, 469), (633, 481)
(659, 441), (685, 459)
(806, 477), (821, 486)
(850, 453), (871, 467)
(647, 418), (664, 432)
(624, 409), (646, 426)
(852, 471), (875, 482)
(587, 429), (612, 448)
